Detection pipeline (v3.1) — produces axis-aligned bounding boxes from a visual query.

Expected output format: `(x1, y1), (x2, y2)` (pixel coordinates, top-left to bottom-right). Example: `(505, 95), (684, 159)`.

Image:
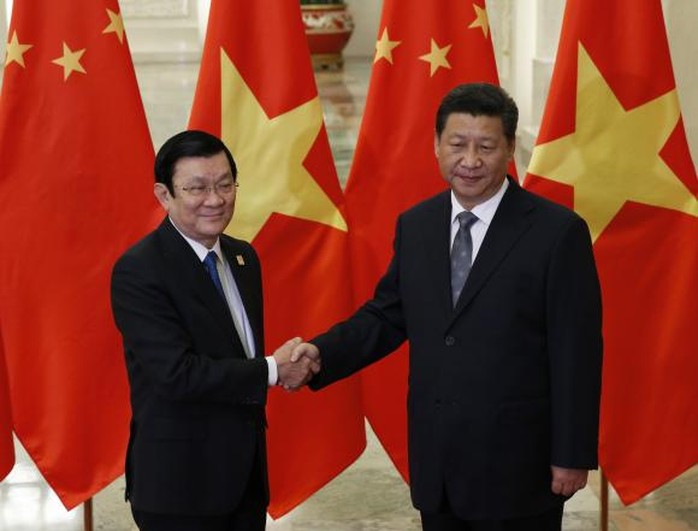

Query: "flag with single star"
(0, 340), (13, 482)
(525, 0), (698, 504)
(343, 0), (507, 481)
(188, 0), (365, 517)
(0, 0), (160, 508)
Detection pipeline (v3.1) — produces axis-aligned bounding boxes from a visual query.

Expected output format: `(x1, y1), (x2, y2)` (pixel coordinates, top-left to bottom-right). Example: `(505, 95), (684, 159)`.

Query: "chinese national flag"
(0, 0), (160, 507)
(0, 339), (13, 481)
(189, 0), (365, 517)
(345, 0), (507, 480)
(525, 0), (698, 504)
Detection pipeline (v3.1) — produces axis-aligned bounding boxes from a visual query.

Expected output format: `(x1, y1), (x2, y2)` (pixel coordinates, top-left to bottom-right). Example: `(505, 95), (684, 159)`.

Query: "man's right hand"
(274, 338), (320, 391)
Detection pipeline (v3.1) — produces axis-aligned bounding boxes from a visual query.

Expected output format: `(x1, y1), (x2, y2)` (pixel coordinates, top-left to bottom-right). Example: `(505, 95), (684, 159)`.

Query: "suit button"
(445, 335), (456, 346)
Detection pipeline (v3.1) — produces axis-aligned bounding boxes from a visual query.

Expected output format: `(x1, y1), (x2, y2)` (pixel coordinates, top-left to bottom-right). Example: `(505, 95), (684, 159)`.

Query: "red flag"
(344, 0), (507, 481)
(0, 0), (160, 507)
(0, 337), (14, 481)
(189, 0), (365, 517)
(525, 0), (698, 504)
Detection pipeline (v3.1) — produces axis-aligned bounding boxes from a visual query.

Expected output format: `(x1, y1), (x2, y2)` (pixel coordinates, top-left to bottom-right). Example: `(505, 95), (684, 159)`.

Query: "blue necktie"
(203, 251), (225, 299)
(451, 211), (478, 307)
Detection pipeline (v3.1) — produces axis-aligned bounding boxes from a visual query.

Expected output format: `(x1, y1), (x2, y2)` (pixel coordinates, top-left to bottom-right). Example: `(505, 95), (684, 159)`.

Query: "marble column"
(663, 0), (698, 163)
(120, 0), (202, 63)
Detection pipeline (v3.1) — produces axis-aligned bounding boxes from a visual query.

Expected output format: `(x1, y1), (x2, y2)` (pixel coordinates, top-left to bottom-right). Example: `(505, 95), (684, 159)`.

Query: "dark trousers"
(421, 503), (564, 531)
(131, 454), (266, 531)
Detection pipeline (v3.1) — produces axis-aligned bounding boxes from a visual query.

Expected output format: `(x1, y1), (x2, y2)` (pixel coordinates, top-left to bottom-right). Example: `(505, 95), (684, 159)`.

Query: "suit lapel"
(221, 239), (263, 358)
(158, 220), (239, 346)
(449, 180), (536, 324)
(424, 193), (457, 318)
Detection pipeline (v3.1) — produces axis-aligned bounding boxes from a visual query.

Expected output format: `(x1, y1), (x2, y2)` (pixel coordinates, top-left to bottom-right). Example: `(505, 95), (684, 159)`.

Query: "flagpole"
(600, 470), (608, 531)
(84, 498), (93, 531)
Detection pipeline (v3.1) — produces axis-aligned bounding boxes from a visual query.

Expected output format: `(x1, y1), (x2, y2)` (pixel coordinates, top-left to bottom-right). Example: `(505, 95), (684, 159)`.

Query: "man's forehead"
(173, 154), (231, 177)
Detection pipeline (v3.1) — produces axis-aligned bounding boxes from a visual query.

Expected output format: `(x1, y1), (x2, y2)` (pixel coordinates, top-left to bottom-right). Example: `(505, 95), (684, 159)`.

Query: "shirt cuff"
(265, 356), (278, 387)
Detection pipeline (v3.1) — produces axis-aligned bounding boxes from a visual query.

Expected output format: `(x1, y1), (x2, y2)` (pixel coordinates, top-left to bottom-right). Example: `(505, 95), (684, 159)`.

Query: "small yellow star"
(219, 49), (347, 242)
(374, 27), (401, 64)
(5, 31), (33, 68)
(528, 43), (698, 241)
(468, 3), (490, 39)
(419, 39), (452, 77)
(51, 42), (86, 81)
(103, 9), (125, 44)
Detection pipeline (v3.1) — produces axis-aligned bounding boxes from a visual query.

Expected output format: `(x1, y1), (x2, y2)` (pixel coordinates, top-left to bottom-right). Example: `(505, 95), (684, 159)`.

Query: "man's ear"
(154, 183), (171, 211)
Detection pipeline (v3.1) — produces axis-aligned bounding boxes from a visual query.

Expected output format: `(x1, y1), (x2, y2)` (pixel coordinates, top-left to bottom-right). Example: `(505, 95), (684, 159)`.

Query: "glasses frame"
(174, 180), (239, 198)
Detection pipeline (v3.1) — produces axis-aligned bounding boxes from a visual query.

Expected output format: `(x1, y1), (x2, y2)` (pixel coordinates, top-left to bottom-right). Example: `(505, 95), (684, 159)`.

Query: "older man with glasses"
(111, 130), (316, 531)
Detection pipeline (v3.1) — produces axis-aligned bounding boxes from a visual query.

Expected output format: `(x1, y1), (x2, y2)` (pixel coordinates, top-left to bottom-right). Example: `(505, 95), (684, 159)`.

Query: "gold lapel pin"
(236, 255), (245, 266)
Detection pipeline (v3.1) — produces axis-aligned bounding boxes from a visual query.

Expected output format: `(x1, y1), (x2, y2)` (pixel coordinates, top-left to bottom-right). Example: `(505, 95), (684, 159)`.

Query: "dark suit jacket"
(310, 179), (603, 520)
(111, 218), (269, 515)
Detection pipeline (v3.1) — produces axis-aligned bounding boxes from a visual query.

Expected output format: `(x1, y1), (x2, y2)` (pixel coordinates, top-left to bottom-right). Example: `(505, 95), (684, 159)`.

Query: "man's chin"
(200, 220), (231, 236)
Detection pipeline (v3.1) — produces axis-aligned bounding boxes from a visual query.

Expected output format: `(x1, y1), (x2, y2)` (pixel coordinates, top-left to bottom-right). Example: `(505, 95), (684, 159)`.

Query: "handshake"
(272, 337), (320, 391)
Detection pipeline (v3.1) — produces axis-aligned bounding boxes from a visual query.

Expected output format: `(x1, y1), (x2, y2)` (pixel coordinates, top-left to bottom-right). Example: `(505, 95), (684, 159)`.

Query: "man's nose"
(203, 187), (226, 204)
(458, 147), (482, 168)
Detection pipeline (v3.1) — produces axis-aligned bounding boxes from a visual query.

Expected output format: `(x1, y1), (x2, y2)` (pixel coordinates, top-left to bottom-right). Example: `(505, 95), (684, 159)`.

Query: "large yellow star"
(468, 3), (490, 39)
(5, 31), (33, 67)
(419, 39), (452, 77)
(51, 42), (86, 81)
(103, 9), (125, 44)
(374, 27), (401, 64)
(527, 43), (698, 242)
(219, 48), (347, 242)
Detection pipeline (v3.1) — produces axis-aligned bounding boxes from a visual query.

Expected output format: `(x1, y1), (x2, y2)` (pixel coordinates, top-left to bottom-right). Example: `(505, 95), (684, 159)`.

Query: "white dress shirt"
(450, 178), (509, 262)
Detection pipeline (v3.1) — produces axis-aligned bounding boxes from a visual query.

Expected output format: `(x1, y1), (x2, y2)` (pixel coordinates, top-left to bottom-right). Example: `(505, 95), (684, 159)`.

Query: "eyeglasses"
(175, 180), (239, 197)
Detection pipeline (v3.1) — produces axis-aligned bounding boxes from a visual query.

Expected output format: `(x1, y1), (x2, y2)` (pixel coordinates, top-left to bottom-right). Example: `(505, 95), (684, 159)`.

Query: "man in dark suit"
(292, 83), (603, 530)
(111, 130), (316, 531)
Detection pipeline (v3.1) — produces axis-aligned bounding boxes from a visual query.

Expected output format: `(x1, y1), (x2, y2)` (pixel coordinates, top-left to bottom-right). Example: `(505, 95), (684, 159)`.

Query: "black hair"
(154, 130), (237, 196)
(435, 83), (518, 142)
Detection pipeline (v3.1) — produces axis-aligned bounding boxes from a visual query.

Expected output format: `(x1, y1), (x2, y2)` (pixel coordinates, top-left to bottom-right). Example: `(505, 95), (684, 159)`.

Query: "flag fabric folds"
(0, 339), (13, 481)
(189, 0), (365, 517)
(343, 0), (506, 481)
(525, 0), (698, 504)
(0, 0), (160, 508)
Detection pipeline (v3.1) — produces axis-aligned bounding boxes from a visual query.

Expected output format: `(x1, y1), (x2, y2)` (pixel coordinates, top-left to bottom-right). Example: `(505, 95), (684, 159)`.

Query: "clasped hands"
(272, 337), (320, 391)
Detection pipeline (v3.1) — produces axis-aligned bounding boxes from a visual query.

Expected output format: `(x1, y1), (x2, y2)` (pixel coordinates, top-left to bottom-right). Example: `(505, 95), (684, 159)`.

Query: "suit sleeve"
(546, 215), (603, 469)
(310, 217), (408, 389)
(111, 252), (268, 405)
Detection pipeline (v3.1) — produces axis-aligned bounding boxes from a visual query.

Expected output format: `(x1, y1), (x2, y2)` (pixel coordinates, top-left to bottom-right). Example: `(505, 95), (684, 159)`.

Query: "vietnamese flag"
(189, 0), (365, 517)
(0, 338), (13, 481)
(344, 0), (508, 481)
(525, 0), (698, 504)
(0, 0), (160, 508)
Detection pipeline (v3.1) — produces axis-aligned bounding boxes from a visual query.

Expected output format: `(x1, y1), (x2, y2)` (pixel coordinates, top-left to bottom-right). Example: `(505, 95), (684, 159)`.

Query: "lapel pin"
(236, 255), (245, 266)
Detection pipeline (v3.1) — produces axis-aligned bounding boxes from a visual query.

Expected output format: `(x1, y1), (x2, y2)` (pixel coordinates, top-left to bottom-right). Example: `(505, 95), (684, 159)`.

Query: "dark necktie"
(203, 251), (225, 299)
(451, 211), (478, 307)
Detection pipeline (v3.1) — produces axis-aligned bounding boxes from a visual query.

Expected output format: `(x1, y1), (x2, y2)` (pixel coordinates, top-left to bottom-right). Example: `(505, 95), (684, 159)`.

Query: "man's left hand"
(550, 466), (588, 497)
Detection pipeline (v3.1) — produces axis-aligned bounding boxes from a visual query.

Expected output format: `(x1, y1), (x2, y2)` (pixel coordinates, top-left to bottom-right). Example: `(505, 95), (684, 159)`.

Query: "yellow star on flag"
(468, 3), (490, 39)
(219, 49), (347, 242)
(103, 9), (125, 44)
(527, 43), (698, 242)
(5, 31), (33, 68)
(51, 42), (86, 81)
(374, 27), (401, 64)
(419, 39), (452, 77)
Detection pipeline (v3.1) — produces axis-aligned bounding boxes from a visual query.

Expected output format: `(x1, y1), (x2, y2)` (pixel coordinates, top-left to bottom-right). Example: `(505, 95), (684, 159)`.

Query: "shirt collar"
(168, 217), (222, 262)
(450, 177), (509, 226)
